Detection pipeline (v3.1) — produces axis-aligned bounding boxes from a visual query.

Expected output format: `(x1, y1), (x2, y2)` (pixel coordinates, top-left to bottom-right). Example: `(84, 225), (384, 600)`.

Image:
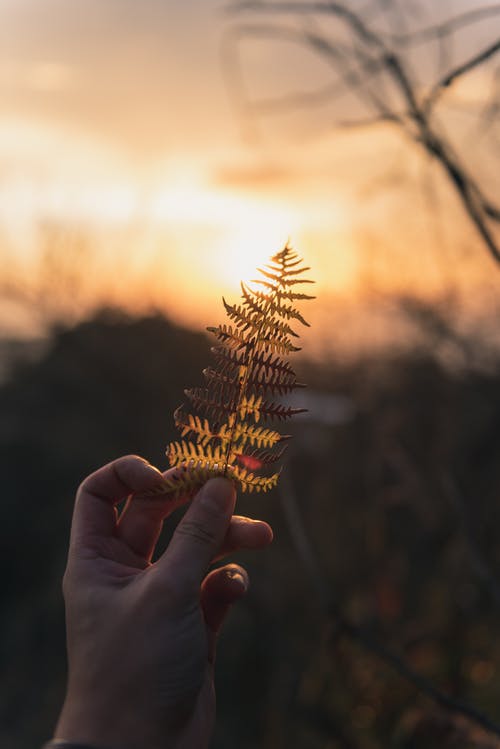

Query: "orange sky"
(1, 0), (499, 355)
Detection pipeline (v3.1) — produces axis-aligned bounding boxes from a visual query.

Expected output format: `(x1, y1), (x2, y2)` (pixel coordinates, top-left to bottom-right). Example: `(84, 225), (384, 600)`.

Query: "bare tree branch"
(424, 38), (500, 115)
(387, 4), (500, 46)
(221, 24), (375, 116)
(225, 0), (500, 263)
(334, 113), (398, 129)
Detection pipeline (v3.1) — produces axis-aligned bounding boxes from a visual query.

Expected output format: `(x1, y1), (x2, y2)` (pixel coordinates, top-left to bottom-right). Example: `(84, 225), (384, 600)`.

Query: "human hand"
(53, 455), (273, 749)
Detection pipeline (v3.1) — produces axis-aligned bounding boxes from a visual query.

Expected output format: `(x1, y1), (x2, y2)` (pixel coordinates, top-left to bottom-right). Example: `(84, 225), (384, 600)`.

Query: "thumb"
(157, 477), (236, 591)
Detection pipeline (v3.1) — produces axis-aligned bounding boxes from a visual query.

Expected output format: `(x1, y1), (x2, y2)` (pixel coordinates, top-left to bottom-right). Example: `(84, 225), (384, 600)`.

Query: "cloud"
(0, 60), (73, 92)
(0, 0), (233, 158)
(214, 161), (300, 190)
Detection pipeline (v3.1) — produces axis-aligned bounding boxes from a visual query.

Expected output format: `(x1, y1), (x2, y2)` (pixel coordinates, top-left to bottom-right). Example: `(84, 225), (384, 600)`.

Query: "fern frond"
(271, 246), (302, 269)
(137, 465), (226, 500)
(160, 242), (313, 498)
(221, 422), (287, 449)
(224, 298), (300, 339)
(207, 324), (252, 350)
(250, 278), (278, 292)
(249, 371), (305, 396)
(230, 465), (280, 493)
(166, 440), (227, 466)
(222, 299), (258, 330)
(257, 400), (308, 421)
(255, 267), (284, 284)
(147, 458), (279, 496)
(240, 282), (267, 314)
(184, 387), (237, 422)
(203, 365), (304, 396)
(259, 316), (300, 340)
(241, 283), (310, 327)
(275, 289), (316, 302)
(250, 350), (296, 378)
(173, 408), (215, 446)
(257, 265), (314, 285)
(280, 277), (315, 287)
(278, 265), (311, 277)
(272, 256), (303, 270)
(211, 344), (248, 373)
(235, 445), (287, 468)
(258, 332), (302, 354)
(238, 393), (263, 422)
(211, 340), (301, 375)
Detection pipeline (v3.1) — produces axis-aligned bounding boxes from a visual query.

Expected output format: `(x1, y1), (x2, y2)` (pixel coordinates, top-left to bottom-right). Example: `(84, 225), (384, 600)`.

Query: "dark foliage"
(2, 308), (500, 748)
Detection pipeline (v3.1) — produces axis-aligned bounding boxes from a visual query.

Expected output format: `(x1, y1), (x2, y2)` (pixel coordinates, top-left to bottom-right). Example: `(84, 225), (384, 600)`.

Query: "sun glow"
(149, 177), (301, 287)
(212, 203), (300, 288)
(0, 126), (351, 333)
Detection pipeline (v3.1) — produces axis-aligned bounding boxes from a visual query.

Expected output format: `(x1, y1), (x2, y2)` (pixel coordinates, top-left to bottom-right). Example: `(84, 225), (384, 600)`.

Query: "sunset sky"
(1, 0), (499, 353)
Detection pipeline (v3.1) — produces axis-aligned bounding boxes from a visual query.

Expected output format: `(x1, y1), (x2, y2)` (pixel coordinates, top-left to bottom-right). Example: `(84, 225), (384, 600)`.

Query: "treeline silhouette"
(2, 307), (500, 748)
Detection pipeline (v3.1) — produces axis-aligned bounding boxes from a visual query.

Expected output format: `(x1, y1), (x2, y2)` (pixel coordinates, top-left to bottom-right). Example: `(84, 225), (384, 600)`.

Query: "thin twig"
(424, 38), (500, 114)
(387, 5), (500, 47)
(334, 113), (398, 129)
(226, 0), (500, 264)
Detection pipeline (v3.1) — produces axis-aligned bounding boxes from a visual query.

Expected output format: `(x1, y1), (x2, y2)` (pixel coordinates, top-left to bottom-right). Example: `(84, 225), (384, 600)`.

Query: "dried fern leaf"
(203, 365), (304, 396)
(136, 243), (313, 501)
(241, 283), (310, 327)
(223, 299), (300, 340)
(220, 422), (286, 449)
(230, 465), (280, 493)
(173, 408), (215, 446)
(136, 465), (226, 500)
(257, 335), (302, 355)
(206, 324), (252, 349)
(274, 289), (316, 302)
(166, 440), (228, 465)
(235, 445), (287, 467)
(256, 400), (308, 421)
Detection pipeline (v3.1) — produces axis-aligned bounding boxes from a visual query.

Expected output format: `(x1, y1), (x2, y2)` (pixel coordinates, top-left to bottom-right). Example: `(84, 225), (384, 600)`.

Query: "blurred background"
(1, 0), (500, 746)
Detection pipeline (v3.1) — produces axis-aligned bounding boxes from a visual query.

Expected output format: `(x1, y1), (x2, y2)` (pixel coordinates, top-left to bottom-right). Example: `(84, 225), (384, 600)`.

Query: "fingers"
(71, 455), (167, 548)
(215, 516), (273, 562)
(156, 478), (235, 590)
(119, 496), (273, 564)
(201, 563), (249, 662)
(117, 467), (191, 562)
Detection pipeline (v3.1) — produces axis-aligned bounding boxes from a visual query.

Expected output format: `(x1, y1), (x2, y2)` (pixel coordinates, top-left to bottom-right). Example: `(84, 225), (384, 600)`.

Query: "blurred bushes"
(2, 307), (500, 748)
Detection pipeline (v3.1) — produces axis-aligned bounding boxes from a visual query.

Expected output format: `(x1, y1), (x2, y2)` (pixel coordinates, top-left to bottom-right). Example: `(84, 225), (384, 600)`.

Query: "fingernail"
(199, 478), (235, 513)
(146, 463), (163, 475)
(226, 568), (249, 591)
(146, 465), (167, 489)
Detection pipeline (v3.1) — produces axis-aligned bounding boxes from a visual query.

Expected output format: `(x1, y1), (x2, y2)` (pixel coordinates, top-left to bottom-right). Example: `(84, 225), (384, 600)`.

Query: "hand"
(54, 455), (273, 749)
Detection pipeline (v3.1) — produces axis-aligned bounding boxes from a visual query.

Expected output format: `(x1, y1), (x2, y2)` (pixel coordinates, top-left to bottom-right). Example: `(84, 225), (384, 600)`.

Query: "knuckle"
(176, 520), (218, 547)
(76, 475), (88, 496)
(120, 454), (147, 470)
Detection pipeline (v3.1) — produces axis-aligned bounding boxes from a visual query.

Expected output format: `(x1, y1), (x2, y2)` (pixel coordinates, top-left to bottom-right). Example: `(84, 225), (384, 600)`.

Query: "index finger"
(70, 455), (167, 548)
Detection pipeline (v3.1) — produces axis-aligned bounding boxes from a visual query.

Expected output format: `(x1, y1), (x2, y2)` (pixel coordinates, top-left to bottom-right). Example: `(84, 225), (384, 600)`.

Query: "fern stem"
(223, 245), (294, 476)
(163, 243), (310, 496)
(222, 277), (281, 475)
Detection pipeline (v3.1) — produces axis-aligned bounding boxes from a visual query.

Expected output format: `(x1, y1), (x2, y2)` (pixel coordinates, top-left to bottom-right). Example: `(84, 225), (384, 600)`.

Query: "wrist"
(43, 743), (112, 749)
(55, 695), (178, 749)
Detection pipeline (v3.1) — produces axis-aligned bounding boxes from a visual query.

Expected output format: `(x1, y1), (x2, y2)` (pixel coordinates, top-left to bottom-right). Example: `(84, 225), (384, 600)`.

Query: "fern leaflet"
(139, 243), (313, 499)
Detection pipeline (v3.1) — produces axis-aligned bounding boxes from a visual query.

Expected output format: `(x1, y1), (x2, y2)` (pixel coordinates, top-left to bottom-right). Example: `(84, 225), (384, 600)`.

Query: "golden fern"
(147, 244), (314, 498)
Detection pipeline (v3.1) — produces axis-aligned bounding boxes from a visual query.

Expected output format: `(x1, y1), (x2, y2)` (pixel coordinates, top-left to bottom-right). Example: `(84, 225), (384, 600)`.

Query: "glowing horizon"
(1, 0), (499, 359)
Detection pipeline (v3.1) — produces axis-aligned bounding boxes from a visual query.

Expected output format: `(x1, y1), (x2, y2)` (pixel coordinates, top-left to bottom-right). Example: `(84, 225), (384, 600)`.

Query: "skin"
(54, 455), (273, 749)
